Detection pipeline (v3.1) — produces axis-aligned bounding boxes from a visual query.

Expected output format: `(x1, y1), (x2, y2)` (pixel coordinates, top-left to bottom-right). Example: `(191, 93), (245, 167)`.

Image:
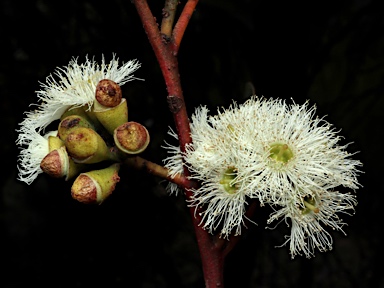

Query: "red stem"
(171, 0), (199, 54)
(132, 0), (191, 150)
(132, 1), (226, 287)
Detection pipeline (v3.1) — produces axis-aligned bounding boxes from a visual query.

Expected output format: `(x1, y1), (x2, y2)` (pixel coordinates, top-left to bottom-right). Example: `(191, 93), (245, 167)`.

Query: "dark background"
(1, 0), (383, 287)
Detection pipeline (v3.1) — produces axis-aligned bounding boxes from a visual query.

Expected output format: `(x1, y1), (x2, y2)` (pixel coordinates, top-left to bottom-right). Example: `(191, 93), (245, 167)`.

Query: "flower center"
(301, 196), (320, 215)
(269, 143), (294, 164)
(219, 167), (238, 194)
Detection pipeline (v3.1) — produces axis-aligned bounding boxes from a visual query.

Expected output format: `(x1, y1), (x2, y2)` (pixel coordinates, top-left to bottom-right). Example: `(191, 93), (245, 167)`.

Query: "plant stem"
(132, 0), (191, 151)
(160, 0), (178, 40)
(172, 0), (199, 54)
(132, 1), (229, 286)
(124, 154), (226, 287)
(124, 155), (197, 190)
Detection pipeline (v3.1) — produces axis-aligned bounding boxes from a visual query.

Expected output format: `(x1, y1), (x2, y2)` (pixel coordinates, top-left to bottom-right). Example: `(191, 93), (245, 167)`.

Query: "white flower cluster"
(16, 54), (141, 185)
(163, 96), (362, 258)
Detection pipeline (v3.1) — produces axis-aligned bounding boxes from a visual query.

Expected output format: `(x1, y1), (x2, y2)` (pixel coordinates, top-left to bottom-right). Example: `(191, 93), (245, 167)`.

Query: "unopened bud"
(114, 121), (150, 154)
(48, 135), (64, 151)
(61, 105), (100, 127)
(58, 115), (95, 142)
(40, 146), (69, 178)
(65, 127), (118, 164)
(40, 146), (86, 180)
(93, 98), (128, 135)
(61, 106), (88, 121)
(43, 134), (67, 177)
(71, 163), (120, 204)
(66, 159), (86, 181)
(95, 79), (122, 107)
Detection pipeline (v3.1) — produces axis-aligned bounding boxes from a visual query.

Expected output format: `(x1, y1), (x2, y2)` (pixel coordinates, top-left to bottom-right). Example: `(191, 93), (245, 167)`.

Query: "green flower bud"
(64, 127), (118, 164)
(113, 121), (150, 154)
(71, 163), (120, 204)
(61, 106), (88, 121)
(48, 135), (64, 151)
(92, 79), (127, 135)
(40, 146), (86, 180)
(93, 98), (128, 135)
(61, 106), (100, 128)
(40, 146), (69, 178)
(42, 134), (68, 178)
(58, 115), (95, 142)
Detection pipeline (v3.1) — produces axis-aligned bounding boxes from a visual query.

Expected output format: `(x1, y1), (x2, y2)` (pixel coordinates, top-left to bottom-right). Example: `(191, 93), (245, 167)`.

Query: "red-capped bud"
(40, 146), (86, 180)
(40, 146), (69, 178)
(95, 79), (122, 107)
(71, 163), (120, 204)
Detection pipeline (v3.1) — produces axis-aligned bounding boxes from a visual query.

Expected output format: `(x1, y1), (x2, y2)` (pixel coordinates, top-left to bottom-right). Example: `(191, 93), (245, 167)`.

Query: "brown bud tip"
(71, 164), (120, 204)
(71, 174), (98, 204)
(61, 115), (81, 129)
(114, 121), (150, 154)
(40, 147), (68, 178)
(95, 79), (122, 107)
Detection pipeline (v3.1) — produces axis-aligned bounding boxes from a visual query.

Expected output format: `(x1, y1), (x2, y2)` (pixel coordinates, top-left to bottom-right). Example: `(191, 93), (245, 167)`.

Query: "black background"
(1, 0), (383, 287)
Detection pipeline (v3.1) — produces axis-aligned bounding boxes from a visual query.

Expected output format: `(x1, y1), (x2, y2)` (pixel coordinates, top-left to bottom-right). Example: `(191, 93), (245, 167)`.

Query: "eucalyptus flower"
(163, 96), (362, 255)
(233, 97), (362, 205)
(164, 105), (260, 237)
(184, 106), (257, 238)
(267, 188), (358, 259)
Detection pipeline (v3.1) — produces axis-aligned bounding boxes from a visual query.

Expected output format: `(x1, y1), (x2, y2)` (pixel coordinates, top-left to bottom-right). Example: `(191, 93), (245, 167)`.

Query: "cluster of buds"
(39, 79), (150, 204)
